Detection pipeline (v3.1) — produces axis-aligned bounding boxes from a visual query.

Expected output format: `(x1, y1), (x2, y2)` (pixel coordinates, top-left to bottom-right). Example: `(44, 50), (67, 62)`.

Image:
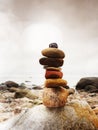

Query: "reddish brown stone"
(45, 70), (63, 79)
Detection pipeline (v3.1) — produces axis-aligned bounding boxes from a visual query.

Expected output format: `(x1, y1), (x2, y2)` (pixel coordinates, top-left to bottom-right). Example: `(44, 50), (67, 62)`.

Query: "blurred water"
(0, 73), (97, 88)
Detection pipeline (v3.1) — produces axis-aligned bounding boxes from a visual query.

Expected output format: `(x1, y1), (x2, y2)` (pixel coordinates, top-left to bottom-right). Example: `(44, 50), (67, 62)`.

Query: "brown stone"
(93, 107), (98, 115)
(43, 87), (69, 107)
(39, 57), (64, 67)
(45, 78), (67, 88)
(41, 48), (65, 58)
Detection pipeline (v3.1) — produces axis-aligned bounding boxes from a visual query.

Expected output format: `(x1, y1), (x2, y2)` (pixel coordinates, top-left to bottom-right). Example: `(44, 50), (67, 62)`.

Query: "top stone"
(41, 48), (65, 58)
(41, 43), (65, 58)
(49, 43), (58, 48)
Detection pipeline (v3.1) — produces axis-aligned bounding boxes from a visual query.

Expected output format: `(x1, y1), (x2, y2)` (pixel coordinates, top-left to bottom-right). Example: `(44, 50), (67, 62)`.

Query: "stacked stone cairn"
(39, 43), (69, 107)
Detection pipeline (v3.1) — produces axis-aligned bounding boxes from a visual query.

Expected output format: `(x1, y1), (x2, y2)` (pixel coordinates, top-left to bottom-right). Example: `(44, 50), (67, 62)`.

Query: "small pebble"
(49, 43), (58, 48)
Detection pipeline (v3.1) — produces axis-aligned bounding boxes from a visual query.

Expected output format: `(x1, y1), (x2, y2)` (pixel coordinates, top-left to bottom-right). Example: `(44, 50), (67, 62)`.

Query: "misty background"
(0, 0), (98, 87)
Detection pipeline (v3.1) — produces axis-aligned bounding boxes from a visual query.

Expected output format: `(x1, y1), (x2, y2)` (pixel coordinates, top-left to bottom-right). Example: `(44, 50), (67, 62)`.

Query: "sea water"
(0, 73), (97, 88)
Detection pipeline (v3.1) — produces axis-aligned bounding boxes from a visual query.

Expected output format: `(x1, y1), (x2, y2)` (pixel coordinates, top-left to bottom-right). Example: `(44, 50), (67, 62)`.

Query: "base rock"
(0, 99), (98, 130)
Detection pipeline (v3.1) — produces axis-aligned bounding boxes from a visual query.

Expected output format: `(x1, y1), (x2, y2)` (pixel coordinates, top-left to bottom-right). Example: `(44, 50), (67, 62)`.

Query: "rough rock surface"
(0, 81), (98, 130)
(43, 87), (69, 107)
(75, 90), (98, 117)
(0, 99), (98, 130)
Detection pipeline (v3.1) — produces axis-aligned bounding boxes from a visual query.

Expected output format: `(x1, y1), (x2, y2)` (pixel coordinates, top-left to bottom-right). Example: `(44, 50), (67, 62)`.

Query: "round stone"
(44, 78), (67, 88)
(43, 87), (69, 107)
(39, 57), (64, 67)
(41, 48), (65, 58)
(49, 43), (58, 48)
(45, 70), (63, 79)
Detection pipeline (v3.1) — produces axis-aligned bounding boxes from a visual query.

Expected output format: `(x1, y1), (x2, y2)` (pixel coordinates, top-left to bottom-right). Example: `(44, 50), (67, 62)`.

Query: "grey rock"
(75, 77), (98, 91)
(0, 100), (98, 130)
(84, 85), (96, 92)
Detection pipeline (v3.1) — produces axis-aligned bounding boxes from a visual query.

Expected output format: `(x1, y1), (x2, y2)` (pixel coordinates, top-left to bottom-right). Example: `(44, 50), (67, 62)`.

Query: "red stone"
(45, 70), (63, 79)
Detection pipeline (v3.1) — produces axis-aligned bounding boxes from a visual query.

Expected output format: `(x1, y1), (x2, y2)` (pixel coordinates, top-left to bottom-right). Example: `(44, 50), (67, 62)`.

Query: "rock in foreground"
(0, 99), (98, 130)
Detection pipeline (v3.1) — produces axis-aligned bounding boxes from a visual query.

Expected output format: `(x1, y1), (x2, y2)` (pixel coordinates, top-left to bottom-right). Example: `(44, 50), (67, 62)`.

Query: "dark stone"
(89, 89), (98, 93)
(49, 43), (58, 48)
(84, 85), (96, 92)
(41, 48), (65, 58)
(75, 77), (98, 92)
(39, 57), (64, 67)
(14, 92), (26, 98)
(4, 81), (19, 88)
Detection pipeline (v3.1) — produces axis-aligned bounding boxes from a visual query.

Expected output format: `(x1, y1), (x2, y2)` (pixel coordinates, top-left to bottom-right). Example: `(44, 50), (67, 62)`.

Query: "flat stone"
(41, 48), (65, 58)
(39, 57), (64, 67)
(44, 78), (67, 88)
(45, 70), (63, 79)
